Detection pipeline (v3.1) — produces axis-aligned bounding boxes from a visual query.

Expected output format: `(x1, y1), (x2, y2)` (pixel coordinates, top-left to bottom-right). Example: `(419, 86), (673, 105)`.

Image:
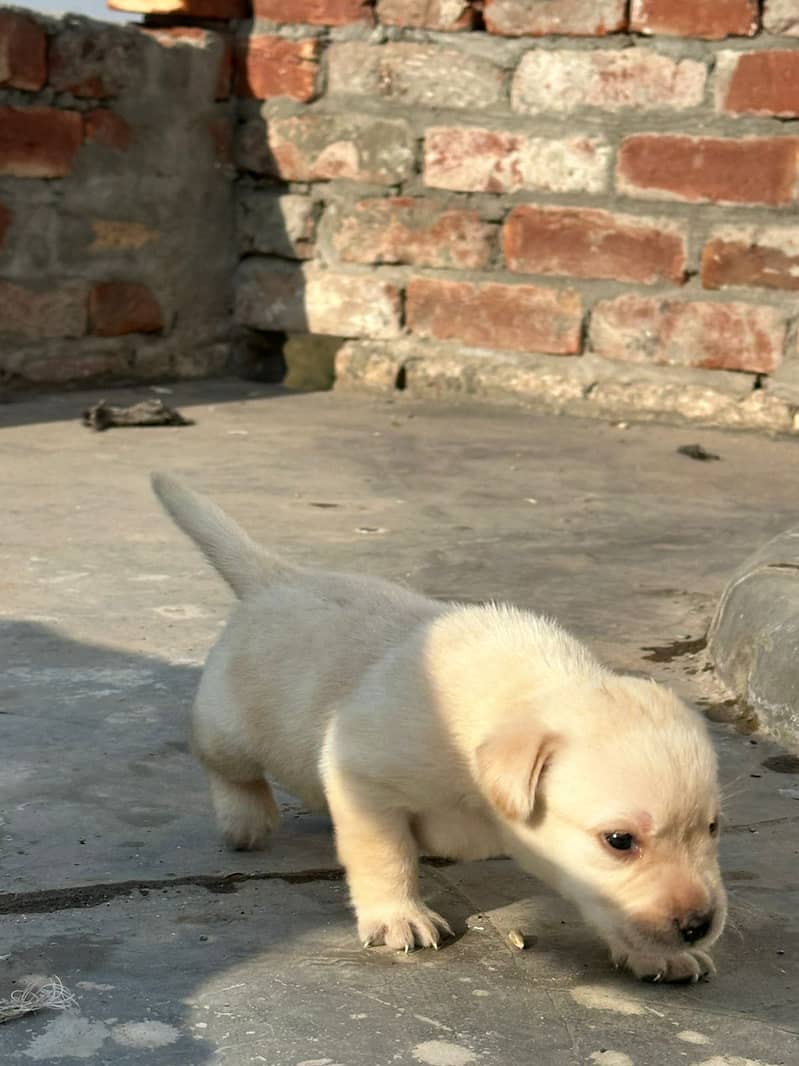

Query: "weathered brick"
(406, 277), (583, 355)
(83, 110), (131, 150)
(0, 280), (87, 339)
(512, 49), (705, 114)
(327, 197), (496, 269)
(142, 26), (232, 101)
(235, 259), (402, 338)
(0, 11), (47, 91)
(424, 127), (610, 195)
(0, 203), (10, 248)
(504, 205), (686, 284)
(0, 107), (83, 178)
(485, 0), (627, 36)
(16, 347), (139, 386)
(108, 0), (247, 17)
(209, 116), (233, 164)
(49, 24), (142, 98)
(237, 190), (316, 258)
(716, 51), (799, 118)
(327, 42), (505, 111)
(377, 0), (475, 31)
(630, 0), (758, 38)
(238, 113), (415, 185)
(515, 48), (703, 115)
(617, 135), (799, 206)
(702, 226), (799, 292)
(590, 294), (787, 374)
(89, 282), (164, 336)
(251, 0), (374, 23)
(89, 220), (159, 252)
(235, 35), (318, 102)
(764, 0), (799, 36)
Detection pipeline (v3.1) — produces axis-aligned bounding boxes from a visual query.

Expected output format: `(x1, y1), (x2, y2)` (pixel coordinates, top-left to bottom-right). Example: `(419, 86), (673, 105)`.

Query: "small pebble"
(508, 929), (526, 950)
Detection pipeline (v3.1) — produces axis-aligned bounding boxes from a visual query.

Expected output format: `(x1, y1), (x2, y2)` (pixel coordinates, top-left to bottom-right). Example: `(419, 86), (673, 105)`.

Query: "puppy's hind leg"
(206, 769), (281, 851)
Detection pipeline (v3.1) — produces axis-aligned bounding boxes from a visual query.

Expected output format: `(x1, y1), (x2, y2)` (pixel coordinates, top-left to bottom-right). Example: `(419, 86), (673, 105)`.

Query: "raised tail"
(151, 473), (295, 598)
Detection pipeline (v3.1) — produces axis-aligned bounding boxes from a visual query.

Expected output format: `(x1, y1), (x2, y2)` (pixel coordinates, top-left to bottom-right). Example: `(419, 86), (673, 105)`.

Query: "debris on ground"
(0, 977), (77, 1025)
(508, 929), (527, 950)
(677, 443), (720, 461)
(82, 398), (192, 432)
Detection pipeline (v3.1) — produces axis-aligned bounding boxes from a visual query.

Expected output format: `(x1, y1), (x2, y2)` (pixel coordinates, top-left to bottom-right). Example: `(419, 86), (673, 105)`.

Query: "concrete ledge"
(709, 528), (799, 752)
(335, 339), (799, 434)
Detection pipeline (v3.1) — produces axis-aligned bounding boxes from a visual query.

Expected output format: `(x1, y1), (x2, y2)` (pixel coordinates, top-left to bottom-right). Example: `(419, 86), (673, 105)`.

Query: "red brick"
(0, 280), (87, 339)
(89, 282), (164, 336)
(407, 277), (583, 355)
(424, 126), (609, 195)
(377, 0), (475, 30)
(108, 0), (247, 17)
(764, 0), (799, 37)
(50, 24), (144, 99)
(329, 198), (496, 270)
(251, 0), (374, 24)
(0, 11), (47, 91)
(504, 206), (686, 284)
(235, 35), (318, 101)
(83, 110), (131, 150)
(0, 203), (10, 248)
(702, 227), (799, 292)
(617, 135), (799, 206)
(485, 0), (627, 36)
(590, 294), (787, 374)
(512, 48), (705, 114)
(717, 51), (799, 118)
(238, 113), (415, 185)
(0, 107), (83, 178)
(630, 0), (758, 38)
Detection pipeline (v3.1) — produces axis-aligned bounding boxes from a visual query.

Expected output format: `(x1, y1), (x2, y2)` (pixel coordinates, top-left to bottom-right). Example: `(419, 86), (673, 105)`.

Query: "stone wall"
(0, 8), (234, 386)
(2, 0), (799, 431)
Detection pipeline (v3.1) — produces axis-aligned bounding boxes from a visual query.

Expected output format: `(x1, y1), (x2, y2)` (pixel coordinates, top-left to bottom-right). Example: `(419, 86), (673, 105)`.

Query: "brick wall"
(0, 9), (234, 387)
(2, 0), (798, 432)
(228, 0), (799, 430)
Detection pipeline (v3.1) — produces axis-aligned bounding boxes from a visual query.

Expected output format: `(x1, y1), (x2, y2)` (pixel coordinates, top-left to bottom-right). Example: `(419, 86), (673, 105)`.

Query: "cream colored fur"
(152, 474), (726, 981)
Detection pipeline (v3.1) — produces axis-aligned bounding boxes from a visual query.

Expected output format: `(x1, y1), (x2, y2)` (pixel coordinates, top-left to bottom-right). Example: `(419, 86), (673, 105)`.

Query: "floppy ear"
(474, 728), (558, 822)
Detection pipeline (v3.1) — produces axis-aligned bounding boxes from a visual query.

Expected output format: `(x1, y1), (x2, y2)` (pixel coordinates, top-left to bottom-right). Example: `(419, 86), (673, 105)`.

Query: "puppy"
(152, 474), (726, 981)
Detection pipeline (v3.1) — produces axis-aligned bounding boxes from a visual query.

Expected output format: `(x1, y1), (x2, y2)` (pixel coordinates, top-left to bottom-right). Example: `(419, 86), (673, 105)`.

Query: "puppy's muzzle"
(677, 910), (714, 945)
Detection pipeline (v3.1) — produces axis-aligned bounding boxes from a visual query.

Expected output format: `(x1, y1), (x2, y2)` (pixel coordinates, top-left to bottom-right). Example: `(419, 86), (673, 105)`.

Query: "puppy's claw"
(620, 947), (717, 984)
(358, 903), (453, 952)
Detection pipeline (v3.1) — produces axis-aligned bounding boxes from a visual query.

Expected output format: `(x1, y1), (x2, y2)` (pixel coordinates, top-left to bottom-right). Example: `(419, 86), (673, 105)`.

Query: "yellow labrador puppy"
(152, 474), (726, 982)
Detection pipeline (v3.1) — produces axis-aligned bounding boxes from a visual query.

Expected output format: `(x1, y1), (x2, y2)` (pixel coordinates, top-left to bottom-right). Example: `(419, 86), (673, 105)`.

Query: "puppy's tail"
(151, 473), (295, 599)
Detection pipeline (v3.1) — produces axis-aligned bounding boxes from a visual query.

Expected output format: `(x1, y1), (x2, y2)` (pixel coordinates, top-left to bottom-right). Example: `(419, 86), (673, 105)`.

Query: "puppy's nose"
(679, 911), (713, 944)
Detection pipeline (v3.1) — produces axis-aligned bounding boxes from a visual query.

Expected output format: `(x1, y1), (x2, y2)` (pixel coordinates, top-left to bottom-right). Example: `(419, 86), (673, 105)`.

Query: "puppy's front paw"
(358, 903), (453, 952)
(615, 947), (716, 984)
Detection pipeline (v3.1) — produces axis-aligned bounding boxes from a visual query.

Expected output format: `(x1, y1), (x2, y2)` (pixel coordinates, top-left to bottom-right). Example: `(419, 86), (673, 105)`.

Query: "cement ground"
(0, 382), (797, 1065)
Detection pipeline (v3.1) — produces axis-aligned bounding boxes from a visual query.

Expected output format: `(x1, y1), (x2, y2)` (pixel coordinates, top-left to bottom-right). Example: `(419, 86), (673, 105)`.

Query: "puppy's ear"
(475, 728), (558, 822)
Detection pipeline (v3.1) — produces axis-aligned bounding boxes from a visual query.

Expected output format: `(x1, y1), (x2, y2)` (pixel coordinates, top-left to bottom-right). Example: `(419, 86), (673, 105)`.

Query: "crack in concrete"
(0, 868), (346, 916)
(0, 858), (456, 916)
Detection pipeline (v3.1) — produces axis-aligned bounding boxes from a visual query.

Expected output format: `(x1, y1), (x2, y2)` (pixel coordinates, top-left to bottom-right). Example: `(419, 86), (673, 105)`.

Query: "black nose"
(679, 911), (713, 944)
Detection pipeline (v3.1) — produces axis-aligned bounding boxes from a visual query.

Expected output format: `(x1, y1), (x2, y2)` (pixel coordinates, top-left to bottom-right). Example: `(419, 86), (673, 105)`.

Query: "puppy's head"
(475, 676), (726, 960)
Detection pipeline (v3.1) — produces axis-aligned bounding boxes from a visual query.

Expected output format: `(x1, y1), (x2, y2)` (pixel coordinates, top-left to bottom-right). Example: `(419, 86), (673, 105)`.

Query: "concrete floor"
(0, 382), (797, 1065)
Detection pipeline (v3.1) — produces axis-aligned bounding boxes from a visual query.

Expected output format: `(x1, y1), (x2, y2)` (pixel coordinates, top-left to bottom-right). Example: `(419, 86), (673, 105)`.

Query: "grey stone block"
(708, 528), (799, 751)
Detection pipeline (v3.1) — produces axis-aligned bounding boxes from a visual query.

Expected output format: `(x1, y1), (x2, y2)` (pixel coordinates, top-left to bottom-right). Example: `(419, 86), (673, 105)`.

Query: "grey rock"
(709, 528), (799, 752)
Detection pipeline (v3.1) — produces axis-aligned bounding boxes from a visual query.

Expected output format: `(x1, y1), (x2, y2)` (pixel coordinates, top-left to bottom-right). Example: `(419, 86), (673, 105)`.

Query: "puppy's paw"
(358, 903), (453, 952)
(210, 776), (281, 851)
(615, 947), (715, 984)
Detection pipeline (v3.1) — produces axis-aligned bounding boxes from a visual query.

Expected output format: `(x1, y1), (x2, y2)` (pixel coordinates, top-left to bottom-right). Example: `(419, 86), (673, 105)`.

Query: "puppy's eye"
(709, 819), (719, 837)
(604, 831), (636, 852)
